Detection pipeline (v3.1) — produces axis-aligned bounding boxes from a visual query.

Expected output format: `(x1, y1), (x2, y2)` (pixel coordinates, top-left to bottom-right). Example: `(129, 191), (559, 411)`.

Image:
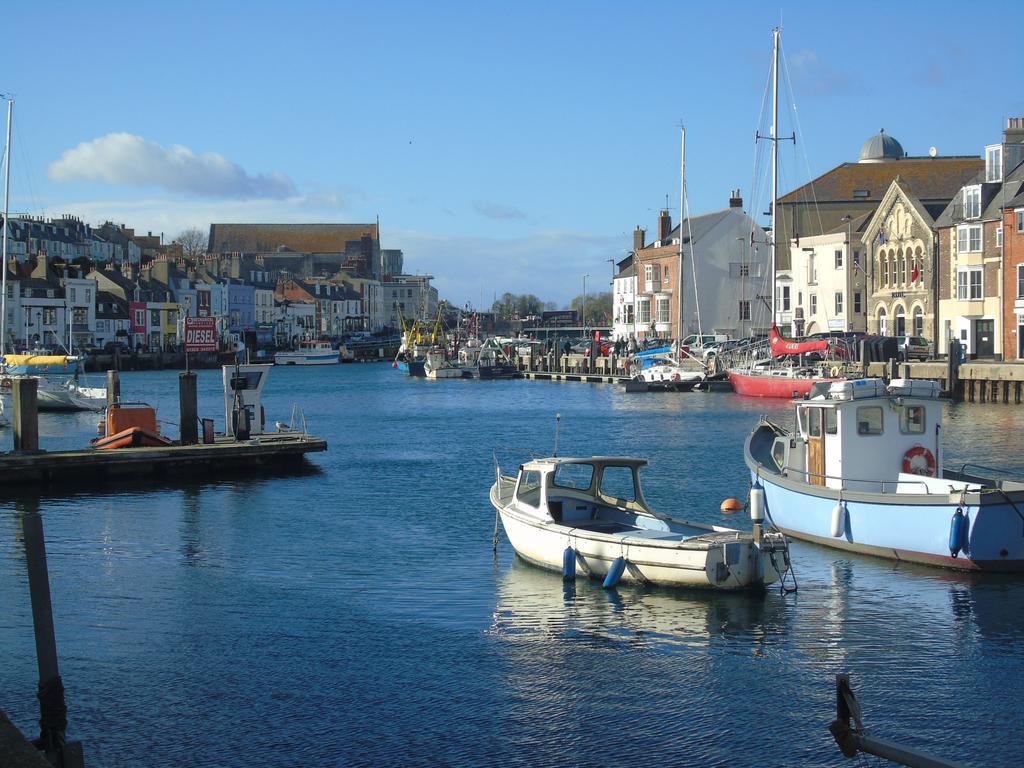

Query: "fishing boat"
(726, 29), (846, 398)
(744, 377), (1024, 571)
(423, 348), (470, 379)
(274, 338), (339, 365)
(490, 454), (792, 591)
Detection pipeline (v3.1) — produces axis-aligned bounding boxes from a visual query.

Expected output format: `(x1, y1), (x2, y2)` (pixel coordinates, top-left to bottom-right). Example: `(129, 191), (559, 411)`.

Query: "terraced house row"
(1, 222), (437, 352)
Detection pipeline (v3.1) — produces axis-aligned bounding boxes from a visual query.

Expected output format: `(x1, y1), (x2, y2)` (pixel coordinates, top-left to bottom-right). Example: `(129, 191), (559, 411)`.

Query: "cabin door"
(806, 407), (825, 486)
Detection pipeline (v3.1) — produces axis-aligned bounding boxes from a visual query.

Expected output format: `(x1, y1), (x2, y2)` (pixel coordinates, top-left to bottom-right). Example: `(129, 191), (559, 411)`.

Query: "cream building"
(862, 179), (936, 341)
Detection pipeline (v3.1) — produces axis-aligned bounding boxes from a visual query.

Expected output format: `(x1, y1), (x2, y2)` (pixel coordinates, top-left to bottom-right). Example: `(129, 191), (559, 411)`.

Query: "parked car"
(897, 335), (931, 361)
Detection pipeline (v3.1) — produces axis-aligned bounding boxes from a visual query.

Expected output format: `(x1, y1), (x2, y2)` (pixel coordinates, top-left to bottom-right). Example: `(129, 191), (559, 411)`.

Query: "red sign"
(184, 316), (217, 353)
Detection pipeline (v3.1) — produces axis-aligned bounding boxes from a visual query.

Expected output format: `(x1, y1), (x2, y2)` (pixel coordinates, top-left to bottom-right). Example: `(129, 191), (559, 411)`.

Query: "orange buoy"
(720, 498), (744, 514)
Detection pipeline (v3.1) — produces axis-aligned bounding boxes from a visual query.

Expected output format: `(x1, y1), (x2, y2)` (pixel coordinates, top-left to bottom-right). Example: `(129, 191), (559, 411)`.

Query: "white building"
(785, 213), (870, 336)
(611, 258), (637, 342)
(383, 274), (437, 329)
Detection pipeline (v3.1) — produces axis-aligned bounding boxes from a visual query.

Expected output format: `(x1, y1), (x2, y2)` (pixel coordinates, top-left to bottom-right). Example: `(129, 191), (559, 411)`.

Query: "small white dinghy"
(490, 455), (792, 591)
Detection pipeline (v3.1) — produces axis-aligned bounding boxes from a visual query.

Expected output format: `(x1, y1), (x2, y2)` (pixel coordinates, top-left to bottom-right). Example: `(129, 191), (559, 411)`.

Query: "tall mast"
(678, 125), (685, 352)
(0, 98), (11, 356)
(770, 27), (779, 327)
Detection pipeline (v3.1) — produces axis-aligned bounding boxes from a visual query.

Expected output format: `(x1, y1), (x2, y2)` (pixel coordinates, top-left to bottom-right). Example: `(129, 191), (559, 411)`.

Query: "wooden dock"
(0, 432), (327, 488)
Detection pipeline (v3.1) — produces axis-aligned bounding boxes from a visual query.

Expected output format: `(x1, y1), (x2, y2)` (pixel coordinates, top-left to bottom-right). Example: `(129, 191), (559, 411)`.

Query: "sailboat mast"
(770, 28), (779, 327)
(678, 126), (685, 350)
(0, 98), (11, 356)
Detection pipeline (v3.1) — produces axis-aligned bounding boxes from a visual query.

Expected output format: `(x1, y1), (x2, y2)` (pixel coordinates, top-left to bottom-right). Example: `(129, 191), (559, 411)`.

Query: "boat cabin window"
(516, 470), (542, 508)
(899, 405), (926, 435)
(808, 408), (822, 437)
(552, 463), (594, 492)
(600, 466), (636, 502)
(824, 409), (837, 434)
(771, 439), (787, 470)
(856, 406), (884, 435)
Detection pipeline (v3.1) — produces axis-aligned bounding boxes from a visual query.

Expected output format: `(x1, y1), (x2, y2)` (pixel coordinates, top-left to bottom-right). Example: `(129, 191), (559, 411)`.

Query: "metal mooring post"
(19, 502), (84, 767)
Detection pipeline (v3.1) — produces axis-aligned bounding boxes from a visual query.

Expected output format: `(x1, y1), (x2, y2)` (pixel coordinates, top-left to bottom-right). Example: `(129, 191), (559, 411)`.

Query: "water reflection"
(491, 557), (790, 653)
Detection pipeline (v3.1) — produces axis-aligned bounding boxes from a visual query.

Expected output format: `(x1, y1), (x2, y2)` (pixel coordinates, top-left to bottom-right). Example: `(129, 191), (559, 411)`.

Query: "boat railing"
(781, 464), (933, 495)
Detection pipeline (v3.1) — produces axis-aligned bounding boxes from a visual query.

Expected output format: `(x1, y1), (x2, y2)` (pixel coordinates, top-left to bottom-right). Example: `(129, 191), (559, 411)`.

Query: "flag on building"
(911, 260), (921, 283)
(878, 224), (886, 245)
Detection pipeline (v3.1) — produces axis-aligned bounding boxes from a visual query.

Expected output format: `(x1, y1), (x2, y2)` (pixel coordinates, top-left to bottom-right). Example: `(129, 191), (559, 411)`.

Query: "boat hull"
(92, 426), (173, 449)
(492, 491), (785, 591)
(728, 369), (839, 399)
(273, 352), (339, 365)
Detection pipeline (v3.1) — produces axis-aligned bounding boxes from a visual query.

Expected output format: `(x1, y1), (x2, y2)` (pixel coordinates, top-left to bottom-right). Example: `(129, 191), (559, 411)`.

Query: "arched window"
(899, 250), (907, 285)
(914, 247), (923, 284)
(913, 305), (924, 336)
(895, 305), (906, 337)
(878, 307), (888, 336)
(881, 251), (889, 286)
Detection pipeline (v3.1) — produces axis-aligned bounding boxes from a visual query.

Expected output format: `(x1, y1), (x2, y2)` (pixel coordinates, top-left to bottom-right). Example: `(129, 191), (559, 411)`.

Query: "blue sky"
(3, 1), (1022, 306)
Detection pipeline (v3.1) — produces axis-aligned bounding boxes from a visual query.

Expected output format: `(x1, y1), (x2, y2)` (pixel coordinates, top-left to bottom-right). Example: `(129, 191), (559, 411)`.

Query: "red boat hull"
(727, 369), (840, 399)
(93, 427), (173, 450)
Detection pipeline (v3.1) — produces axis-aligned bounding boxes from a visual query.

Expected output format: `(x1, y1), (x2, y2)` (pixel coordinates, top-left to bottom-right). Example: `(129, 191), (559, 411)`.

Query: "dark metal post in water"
(19, 503), (85, 767)
(12, 377), (39, 452)
(179, 371), (198, 445)
(105, 370), (120, 409)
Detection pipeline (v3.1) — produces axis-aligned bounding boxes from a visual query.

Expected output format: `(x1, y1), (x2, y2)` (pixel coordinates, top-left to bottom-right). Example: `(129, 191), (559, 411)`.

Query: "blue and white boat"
(745, 377), (1024, 571)
(274, 339), (339, 365)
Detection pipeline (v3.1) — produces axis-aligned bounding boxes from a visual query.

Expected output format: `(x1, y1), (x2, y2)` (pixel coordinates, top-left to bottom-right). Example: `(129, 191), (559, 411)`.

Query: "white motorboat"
(423, 349), (471, 379)
(490, 454), (791, 591)
(36, 377), (107, 412)
(633, 356), (705, 391)
(274, 339), (339, 365)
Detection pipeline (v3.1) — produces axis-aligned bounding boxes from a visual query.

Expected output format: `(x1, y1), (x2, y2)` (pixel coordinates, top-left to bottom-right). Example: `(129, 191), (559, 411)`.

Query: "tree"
(173, 227), (208, 259)
(570, 292), (613, 326)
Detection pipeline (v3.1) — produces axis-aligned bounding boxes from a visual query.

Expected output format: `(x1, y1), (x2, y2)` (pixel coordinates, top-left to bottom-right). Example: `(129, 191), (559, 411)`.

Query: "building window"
(986, 145), (1002, 183)
(1017, 265), (1024, 299)
(151, 309), (160, 326)
(881, 253), (889, 286)
(853, 250), (861, 267)
(778, 285), (791, 311)
(637, 298), (651, 325)
(913, 306), (924, 337)
(810, 293), (817, 315)
(1017, 210), (1024, 233)
(878, 308), (888, 336)
(957, 225), (982, 253)
(739, 300), (751, 321)
(854, 292), (862, 314)
(807, 254), (817, 284)
(957, 267), (983, 300)
(835, 292), (843, 315)
(644, 265), (653, 283)
(135, 309), (145, 326)
(835, 250), (843, 269)
(655, 297), (670, 324)
(963, 186), (981, 219)
(997, 226), (1003, 249)
(69, 287), (77, 302)
(43, 308), (57, 325)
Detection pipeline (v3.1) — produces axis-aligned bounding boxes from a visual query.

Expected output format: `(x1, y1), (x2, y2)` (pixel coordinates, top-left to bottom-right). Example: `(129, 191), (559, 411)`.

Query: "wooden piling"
(12, 378), (39, 452)
(106, 369), (120, 408)
(179, 371), (199, 445)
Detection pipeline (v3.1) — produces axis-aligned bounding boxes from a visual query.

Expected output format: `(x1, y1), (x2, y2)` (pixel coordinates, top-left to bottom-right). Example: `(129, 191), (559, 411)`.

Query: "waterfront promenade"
(2, 364), (1023, 766)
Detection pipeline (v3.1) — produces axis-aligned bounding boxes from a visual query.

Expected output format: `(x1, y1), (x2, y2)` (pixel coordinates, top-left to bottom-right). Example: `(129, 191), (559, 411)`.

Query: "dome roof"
(859, 129), (904, 163)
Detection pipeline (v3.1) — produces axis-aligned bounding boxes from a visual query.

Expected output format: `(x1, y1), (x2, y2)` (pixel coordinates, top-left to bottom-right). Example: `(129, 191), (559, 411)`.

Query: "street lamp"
(582, 273), (590, 330)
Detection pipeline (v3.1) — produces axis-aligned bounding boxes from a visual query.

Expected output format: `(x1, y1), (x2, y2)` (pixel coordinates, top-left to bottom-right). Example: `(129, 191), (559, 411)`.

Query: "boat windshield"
(552, 463), (594, 492)
(599, 465), (636, 502)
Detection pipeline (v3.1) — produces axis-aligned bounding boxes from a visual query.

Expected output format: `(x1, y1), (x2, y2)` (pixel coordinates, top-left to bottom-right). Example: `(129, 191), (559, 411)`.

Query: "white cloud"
(786, 49), (850, 98)
(48, 133), (296, 199)
(474, 200), (527, 220)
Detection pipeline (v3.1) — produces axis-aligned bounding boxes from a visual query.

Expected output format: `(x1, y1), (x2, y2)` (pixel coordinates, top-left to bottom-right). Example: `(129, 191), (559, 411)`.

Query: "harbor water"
(2, 365), (1023, 766)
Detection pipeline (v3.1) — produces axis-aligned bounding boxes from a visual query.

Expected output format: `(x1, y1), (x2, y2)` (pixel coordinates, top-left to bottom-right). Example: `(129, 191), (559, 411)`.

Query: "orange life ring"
(902, 445), (936, 477)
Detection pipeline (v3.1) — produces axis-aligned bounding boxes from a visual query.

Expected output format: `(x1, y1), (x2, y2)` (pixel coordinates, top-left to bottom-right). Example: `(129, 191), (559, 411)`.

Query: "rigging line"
(680, 132), (702, 340)
(746, 54), (775, 329)
(779, 41), (825, 239)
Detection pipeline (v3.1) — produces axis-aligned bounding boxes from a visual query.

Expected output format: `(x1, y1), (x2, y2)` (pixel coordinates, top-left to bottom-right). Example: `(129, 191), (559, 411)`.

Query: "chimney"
(729, 189), (743, 208)
(1005, 117), (1024, 177)
(152, 259), (169, 286)
(633, 226), (645, 253)
(657, 210), (672, 244)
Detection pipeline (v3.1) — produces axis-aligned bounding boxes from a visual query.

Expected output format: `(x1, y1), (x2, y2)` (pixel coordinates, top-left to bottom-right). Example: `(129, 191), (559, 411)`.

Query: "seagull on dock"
(275, 421), (289, 432)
